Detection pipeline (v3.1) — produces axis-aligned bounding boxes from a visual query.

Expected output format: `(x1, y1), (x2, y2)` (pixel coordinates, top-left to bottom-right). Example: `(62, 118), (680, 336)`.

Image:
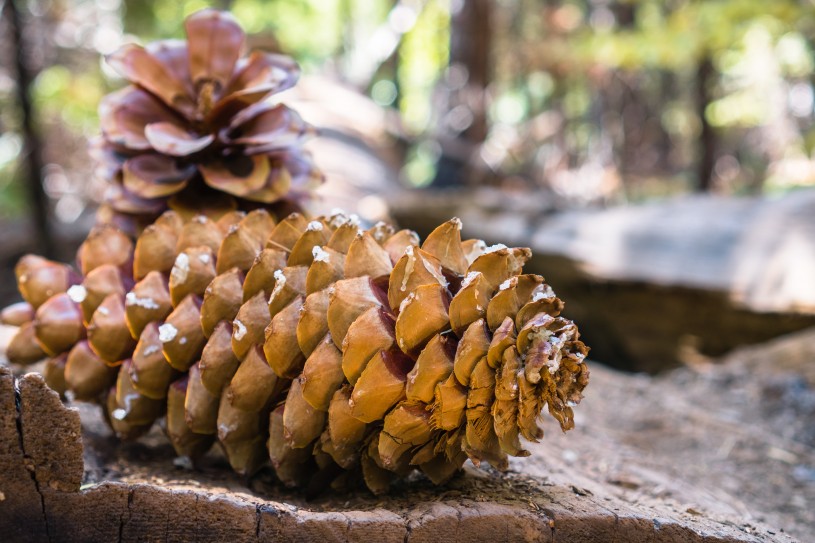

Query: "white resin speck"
(268, 270), (287, 303)
(158, 323), (178, 343)
(399, 292), (416, 314)
(125, 292), (159, 310)
(484, 243), (508, 254)
(461, 271), (481, 289)
(171, 253), (190, 285)
(67, 284), (87, 303)
(233, 319), (247, 340)
(312, 246), (330, 263)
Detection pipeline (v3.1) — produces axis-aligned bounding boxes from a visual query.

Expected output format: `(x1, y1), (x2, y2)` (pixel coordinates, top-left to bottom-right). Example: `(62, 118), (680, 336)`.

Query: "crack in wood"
(117, 488), (133, 543)
(13, 379), (52, 542)
(254, 504), (262, 541)
(401, 512), (412, 543)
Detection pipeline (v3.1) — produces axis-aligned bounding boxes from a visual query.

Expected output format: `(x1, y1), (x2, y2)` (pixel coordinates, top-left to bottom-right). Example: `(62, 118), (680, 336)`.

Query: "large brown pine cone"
(4, 210), (589, 494)
(93, 9), (322, 226)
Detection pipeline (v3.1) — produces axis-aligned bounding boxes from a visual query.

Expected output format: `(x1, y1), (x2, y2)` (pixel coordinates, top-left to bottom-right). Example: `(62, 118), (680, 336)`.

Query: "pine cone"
(5, 210), (589, 493)
(93, 9), (322, 225)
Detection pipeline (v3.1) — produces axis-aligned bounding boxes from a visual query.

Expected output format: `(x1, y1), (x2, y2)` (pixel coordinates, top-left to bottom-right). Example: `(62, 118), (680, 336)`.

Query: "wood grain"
(0, 363), (796, 543)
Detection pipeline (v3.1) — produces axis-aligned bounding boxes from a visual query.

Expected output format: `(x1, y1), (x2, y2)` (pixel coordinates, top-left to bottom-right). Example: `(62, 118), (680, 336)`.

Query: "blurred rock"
(390, 188), (815, 371)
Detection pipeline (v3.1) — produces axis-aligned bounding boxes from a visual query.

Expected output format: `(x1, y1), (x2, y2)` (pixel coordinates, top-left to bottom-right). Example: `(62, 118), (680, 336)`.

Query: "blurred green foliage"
(2, 0), (815, 219)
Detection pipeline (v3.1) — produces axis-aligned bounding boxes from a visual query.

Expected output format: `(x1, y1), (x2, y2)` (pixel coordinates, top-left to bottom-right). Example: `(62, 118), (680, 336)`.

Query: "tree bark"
(696, 54), (717, 192)
(432, 0), (493, 187)
(448, 0), (491, 143)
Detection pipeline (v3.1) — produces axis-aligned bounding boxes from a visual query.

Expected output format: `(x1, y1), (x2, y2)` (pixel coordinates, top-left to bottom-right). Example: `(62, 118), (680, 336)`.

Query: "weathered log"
(0, 352), (797, 542)
(389, 188), (815, 371)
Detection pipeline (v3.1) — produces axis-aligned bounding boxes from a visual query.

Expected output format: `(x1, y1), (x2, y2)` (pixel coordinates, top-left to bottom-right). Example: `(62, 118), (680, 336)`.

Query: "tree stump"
(0, 353), (796, 542)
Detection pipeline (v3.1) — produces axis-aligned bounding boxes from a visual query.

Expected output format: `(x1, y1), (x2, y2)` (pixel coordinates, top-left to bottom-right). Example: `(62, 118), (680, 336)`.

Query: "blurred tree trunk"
(695, 54), (716, 192)
(609, 1), (636, 178)
(449, 0), (491, 143)
(432, 0), (492, 187)
(602, 2), (678, 185)
(656, 71), (676, 172)
(3, 0), (54, 257)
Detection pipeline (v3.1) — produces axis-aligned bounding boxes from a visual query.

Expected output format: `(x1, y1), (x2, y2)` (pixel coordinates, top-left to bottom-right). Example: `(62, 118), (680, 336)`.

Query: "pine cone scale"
(106, 44), (196, 118)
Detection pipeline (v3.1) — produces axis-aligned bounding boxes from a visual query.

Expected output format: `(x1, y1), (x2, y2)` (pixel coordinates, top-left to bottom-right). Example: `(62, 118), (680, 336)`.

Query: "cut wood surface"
(389, 189), (815, 371)
(1, 325), (809, 542)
